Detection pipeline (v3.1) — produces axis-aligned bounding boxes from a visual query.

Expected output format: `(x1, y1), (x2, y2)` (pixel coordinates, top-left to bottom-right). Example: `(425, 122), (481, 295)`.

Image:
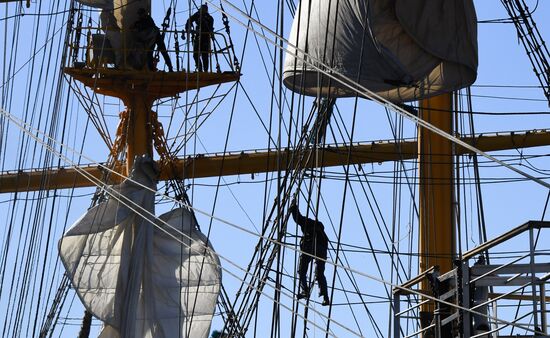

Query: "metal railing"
(65, 24), (239, 74)
(461, 221), (550, 338)
(394, 221), (550, 338)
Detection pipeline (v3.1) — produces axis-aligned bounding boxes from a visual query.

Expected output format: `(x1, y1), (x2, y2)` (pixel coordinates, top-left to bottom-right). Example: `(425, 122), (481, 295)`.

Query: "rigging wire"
(0, 1), (74, 336)
(1, 35), (548, 336)
(2, 1), (548, 336)
(3, 101), (547, 336)
(210, 0), (550, 191)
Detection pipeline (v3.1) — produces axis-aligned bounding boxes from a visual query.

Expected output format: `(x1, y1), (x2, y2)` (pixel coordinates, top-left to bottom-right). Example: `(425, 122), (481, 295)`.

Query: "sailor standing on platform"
(289, 198), (331, 306)
(132, 8), (174, 72)
(185, 4), (214, 72)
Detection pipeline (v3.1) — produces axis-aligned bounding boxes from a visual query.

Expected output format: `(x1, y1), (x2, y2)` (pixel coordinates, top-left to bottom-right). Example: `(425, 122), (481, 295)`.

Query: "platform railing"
(461, 221), (550, 338)
(394, 221), (550, 338)
(65, 25), (239, 74)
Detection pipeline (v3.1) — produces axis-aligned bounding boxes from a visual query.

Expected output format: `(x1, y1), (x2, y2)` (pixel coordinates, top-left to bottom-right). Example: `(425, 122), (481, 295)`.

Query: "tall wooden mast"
(124, 95), (153, 173)
(418, 94), (455, 274)
(418, 94), (455, 328)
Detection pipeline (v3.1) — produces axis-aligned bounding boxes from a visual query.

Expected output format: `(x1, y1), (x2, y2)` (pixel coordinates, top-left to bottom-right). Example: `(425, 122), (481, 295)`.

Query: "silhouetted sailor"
(289, 199), (330, 306)
(185, 4), (214, 72)
(133, 8), (174, 72)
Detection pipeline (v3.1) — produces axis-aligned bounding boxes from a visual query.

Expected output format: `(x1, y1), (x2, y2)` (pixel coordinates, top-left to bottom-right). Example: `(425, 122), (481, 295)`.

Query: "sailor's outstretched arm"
(290, 204), (319, 234)
(289, 204), (302, 224)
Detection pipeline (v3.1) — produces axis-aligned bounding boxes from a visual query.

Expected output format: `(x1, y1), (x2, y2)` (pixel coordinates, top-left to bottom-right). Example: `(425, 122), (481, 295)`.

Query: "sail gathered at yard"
(59, 156), (221, 338)
(1, 1), (550, 337)
(283, 0), (478, 101)
(76, 0), (150, 27)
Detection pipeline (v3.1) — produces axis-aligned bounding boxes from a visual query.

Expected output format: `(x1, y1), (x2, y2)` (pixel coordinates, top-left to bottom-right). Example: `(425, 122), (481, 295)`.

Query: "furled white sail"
(59, 155), (221, 338)
(75, 0), (113, 9)
(283, 0), (478, 102)
(76, 0), (150, 31)
(112, 0), (150, 32)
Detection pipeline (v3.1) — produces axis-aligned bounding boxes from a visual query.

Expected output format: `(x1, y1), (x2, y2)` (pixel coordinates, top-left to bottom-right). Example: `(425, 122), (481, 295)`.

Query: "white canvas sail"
(76, 0), (150, 26)
(59, 156), (221, 338)
(75, 0), (113, 9)
(77, 0), (150, 69)
(283, 0), (478, 102)
(112, 0), (150, 31)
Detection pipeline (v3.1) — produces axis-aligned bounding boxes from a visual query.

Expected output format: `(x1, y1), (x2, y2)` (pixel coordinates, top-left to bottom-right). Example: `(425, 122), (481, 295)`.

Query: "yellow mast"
(418, 94), (455, 328)
(122, 95), (152, 174)
(62, 0), (239, 175)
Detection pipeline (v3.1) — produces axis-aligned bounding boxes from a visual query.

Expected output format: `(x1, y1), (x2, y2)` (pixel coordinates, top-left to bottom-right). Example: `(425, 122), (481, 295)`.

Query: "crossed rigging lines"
(0, 1), (78, 337)
(1, 0), (550, 338)
(3, 104), (547, 337)
(500, 0), (550, 105)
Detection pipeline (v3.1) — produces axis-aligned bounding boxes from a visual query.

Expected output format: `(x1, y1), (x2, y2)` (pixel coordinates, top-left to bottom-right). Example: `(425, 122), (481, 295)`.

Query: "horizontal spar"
(1, 129), (550, 193)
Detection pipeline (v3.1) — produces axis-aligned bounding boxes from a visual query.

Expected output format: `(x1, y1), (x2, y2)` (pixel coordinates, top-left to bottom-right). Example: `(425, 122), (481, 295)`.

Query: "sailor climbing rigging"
(289, 198), (330, 306)
(185, 4), (214, 72)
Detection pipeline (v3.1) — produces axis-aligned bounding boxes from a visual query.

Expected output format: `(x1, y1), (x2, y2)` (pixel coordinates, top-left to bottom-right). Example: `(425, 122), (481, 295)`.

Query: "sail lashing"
(283, 0), (478, 102)
(57, 2), (227, 336)
(76, 0), (150, 29)
(59, 156), (221, 338)
(77, 0), (151, 70)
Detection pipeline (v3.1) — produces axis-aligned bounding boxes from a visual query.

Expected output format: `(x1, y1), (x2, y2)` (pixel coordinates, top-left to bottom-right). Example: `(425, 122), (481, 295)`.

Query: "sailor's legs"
(298, 254), (312, 295)
(201, 52), (209, 72)
(193, 52), (202, 72)
(315, 260), (328, 298)
(193, 36), (211, 72)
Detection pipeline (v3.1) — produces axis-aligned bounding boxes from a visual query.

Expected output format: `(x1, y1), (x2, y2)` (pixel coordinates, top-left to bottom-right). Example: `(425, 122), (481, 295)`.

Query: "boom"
(1, 129), (550, 193)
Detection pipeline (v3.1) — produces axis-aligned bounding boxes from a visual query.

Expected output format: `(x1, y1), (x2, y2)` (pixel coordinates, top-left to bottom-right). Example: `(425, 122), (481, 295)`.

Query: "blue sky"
(1, 0), (550, 337)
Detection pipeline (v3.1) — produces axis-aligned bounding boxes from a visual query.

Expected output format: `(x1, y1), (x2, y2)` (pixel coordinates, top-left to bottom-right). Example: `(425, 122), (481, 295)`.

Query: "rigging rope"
(2, 1), (548, 336)
(211, 0), (550, 191)
(1, 106), (548, 336)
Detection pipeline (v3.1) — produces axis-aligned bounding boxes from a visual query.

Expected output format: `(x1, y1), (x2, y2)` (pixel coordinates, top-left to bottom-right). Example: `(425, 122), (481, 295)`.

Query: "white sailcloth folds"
(59, 156), (221, 338)
(76, 0), (151, 30)
(75, 0), (112, 8)
(283, 0), (478, 102)
(77, 0), (150, 69)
